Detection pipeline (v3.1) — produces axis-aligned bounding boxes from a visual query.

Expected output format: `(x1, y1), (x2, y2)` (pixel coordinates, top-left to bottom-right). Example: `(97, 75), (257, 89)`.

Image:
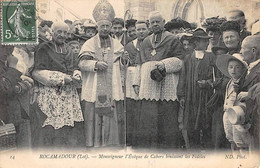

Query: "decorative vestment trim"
(78, 35), (124, 103)
(33, 71), (83, 129)
(138, 61), (180, 101)
(37, 84), (83, 129)
(93, 35), (114, 114)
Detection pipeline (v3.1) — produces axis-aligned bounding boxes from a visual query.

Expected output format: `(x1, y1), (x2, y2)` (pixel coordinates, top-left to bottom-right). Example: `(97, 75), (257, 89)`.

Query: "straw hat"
(216, 53), (248, 78)
(227, 102), (246, 125)
(227, 102), (250, 132)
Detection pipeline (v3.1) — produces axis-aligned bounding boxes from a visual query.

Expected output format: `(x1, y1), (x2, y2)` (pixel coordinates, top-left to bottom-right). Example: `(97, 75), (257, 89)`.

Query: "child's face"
(182, 39), (195, 52)
(170, 28), (180, 35)
(70, 44), (80, 54)
(228, 60), (245, 80)
(85, 28), (96, 38)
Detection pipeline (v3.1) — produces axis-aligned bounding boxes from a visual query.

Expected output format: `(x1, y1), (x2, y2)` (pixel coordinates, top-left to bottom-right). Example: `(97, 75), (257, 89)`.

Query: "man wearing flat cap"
(78, 0), (125, 147)
(133, 11), (184, 148)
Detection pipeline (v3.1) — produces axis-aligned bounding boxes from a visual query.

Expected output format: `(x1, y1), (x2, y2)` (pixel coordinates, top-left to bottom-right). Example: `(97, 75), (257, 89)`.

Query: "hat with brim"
(212, 40), (228, 55)
(227, 101), (246, 125)
(192, 28), (211, 39)
(150, 68), (166, 82)
(83, 19), (97, 28)
(178, 32), (193, 41)
(216, 53), (248, 78)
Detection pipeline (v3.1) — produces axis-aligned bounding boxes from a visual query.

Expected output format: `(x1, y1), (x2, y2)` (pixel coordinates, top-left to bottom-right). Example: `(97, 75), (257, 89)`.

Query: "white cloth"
(133, 58), (182, 101)
(32, 70), (65, 86)
(12, 47), (28, 75)
(114, 34), (123, 42)
(195, 50), (205, 59)
(126, 66), (138, 100)
(32, 70), (83, 129)
(79, 35), (124, 102)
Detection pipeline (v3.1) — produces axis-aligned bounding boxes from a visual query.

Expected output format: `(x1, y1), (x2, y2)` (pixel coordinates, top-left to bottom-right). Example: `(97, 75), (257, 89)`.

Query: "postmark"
(1, 1), (37, 45)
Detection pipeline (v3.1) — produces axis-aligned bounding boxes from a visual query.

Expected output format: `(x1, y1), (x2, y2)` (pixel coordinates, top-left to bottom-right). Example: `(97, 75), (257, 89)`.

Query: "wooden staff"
(122, 9), (133, 147)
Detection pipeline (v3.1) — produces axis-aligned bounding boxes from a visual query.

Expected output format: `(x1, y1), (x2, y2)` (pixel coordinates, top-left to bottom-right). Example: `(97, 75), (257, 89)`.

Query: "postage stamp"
(1, 1), (37, 45)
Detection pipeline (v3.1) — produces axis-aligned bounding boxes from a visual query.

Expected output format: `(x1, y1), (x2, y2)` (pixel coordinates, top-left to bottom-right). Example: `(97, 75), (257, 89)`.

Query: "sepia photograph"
(0, 0), (260, 167)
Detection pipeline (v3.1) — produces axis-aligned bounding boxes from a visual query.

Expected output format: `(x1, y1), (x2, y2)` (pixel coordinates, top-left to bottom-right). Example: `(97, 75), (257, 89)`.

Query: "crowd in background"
(0, 6), (260, 155)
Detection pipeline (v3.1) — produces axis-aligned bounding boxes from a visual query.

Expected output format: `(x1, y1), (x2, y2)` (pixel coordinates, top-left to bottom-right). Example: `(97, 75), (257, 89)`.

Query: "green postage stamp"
(1, 1), (37, 45)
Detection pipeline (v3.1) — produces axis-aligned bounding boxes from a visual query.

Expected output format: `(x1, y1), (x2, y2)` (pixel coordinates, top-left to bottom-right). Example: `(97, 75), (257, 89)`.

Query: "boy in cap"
(83, 19), (97, 41)
(68, 40), (81, 56)
(216, 53), (250, 154)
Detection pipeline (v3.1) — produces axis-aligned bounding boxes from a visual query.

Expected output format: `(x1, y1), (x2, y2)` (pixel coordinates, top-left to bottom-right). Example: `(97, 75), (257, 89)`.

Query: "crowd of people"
(1, 0), (260, 155)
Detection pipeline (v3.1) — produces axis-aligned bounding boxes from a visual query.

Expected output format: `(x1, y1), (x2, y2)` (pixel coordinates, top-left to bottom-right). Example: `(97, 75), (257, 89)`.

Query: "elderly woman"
(32, 22), (83, 148)
(221, 21), (242, 55)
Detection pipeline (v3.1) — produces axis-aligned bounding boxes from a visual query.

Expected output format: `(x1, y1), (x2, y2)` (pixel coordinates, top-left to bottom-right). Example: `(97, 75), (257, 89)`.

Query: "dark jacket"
(242, 62), (260, 150)
(0, 61), (30, 126)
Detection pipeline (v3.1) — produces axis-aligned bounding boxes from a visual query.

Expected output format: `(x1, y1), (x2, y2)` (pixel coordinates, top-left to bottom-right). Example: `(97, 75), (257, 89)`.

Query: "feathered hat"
(93, 0), (115, 23)
(201, 16), (226, 32)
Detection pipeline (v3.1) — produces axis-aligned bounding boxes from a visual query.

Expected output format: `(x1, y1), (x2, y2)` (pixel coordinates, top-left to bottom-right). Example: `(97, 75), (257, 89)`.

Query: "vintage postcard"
(1, 0), (37, 45)
(0, 0), (259, 167)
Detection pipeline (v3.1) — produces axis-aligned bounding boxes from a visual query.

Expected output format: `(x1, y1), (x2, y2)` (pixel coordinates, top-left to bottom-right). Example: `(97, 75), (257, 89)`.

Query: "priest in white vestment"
(78, 0), (125, 147)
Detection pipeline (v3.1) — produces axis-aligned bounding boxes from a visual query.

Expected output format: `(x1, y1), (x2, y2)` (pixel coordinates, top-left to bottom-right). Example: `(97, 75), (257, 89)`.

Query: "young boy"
(68, 40), (81, 56)
(83, 19), (97, 40)
(216, 53), (250, 154)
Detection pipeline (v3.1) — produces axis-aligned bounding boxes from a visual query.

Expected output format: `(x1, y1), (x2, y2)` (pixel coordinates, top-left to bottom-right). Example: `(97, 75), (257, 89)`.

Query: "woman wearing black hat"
(221, 21), (242, 55)
(182, 28), (215, 149)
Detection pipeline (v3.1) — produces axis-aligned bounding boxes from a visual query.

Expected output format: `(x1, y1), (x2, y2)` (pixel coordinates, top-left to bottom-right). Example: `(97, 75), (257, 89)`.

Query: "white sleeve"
(161, 57), (183, 73)
(32, 70), (66, 86)
(132, 65), (141, 86)
(78, 59), (97, 72)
